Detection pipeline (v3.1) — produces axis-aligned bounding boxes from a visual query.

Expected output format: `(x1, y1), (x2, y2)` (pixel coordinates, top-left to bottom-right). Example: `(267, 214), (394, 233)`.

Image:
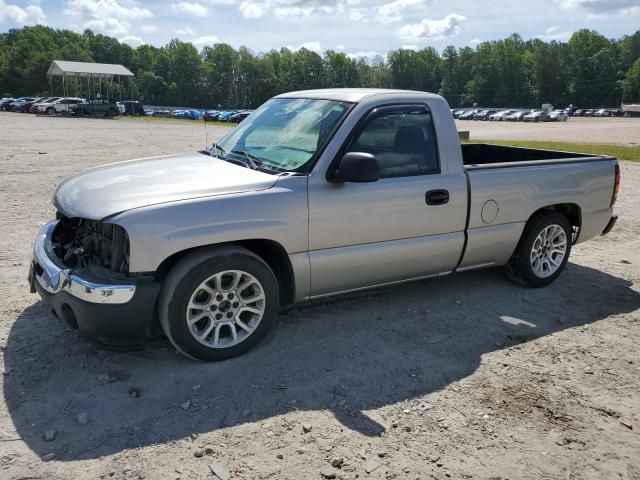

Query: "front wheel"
(159, 246), (279, 361)
(505, 213), (572, 287)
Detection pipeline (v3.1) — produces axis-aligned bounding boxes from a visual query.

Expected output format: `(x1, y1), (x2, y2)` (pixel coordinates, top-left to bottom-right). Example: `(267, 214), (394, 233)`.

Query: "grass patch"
(472, 139), (640, 162)
(121, 115), (233, 128)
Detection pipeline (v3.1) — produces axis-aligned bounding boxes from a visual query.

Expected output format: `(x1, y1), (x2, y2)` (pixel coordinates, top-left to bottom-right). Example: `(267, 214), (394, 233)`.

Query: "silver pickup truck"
(29, 89), (619, 361)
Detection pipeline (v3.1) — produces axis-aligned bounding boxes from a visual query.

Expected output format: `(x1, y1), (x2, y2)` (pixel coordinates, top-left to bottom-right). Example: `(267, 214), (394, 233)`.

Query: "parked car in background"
(229, 110), (254, 123)
(204, 110), (221, 121)
(8, 97), (37, 111)
(548, 110), (568, 122)
(218, 110), (240, 122)
(35, 97), (84, 115)
(458, 109), (478, 120)
(29, 89), (620, 361)
(14, 97), (47, 112)
(523, 110), (549, 122)
(72, 98), (121, 117)
(474, 109), (498, 120)
(489, 110), (514, 121)
(594, 108), (623, 117)
(0, 97), (16, 110)
(506, 110), (530, 122)
(572, 109), (585, 117)
(172, 109), (203, 120)
(29, 97), (60, 113)
(583, 109), (595, 117)
(118, 100), (144, 116)
(452, 109), (466, 119)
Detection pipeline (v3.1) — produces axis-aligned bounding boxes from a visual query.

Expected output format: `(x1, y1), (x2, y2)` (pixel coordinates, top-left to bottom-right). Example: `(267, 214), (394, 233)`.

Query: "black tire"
(46, 107), (54, 115)
(505, 212), (573, 288)
(159, 246), (279, 361)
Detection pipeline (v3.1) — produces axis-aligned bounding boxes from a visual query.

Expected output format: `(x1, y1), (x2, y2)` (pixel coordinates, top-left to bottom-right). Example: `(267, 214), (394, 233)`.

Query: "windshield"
(213, 98), (352, 173)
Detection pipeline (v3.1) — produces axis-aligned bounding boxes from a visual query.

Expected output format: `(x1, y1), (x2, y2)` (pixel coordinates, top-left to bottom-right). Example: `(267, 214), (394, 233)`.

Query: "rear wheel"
(159, 246), (279, 361)
(46, 107), (54, 115)
(505, 213), (572, 287)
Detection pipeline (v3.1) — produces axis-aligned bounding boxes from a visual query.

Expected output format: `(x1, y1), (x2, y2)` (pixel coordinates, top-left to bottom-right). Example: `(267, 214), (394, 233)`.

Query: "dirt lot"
(457, 116), (640, 145)
(1, 113), (639, 480)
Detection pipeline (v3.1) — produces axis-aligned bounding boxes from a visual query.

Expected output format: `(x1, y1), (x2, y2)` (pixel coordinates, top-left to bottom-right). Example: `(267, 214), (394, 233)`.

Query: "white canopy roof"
(47, 60), (134, 78)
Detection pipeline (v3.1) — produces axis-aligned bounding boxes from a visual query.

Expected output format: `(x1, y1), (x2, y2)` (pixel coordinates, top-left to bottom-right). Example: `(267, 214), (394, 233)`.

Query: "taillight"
(611, 163), (620, 207)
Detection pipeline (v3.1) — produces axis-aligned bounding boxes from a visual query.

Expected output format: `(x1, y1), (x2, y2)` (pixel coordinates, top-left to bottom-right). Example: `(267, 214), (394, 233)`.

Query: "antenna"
(203, 111), (208, 149)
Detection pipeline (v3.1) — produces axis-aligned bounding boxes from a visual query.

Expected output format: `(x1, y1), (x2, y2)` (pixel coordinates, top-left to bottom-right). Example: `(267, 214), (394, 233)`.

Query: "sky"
(1, 0), (639, 59)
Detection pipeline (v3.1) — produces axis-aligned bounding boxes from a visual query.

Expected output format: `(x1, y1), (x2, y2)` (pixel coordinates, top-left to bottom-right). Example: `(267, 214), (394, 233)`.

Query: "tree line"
(1, 25), (639, 109)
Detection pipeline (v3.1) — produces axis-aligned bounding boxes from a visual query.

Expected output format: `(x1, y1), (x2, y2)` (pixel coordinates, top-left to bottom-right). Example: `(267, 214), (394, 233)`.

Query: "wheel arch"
(526, 203), (582, 242)
(154, 239), (296, 307)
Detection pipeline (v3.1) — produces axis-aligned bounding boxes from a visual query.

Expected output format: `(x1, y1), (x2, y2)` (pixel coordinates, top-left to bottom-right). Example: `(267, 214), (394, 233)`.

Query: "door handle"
(425, 189), (450, 206)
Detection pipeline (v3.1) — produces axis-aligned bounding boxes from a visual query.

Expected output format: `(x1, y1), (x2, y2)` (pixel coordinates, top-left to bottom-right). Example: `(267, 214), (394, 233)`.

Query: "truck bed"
(462, 143), (607, 169)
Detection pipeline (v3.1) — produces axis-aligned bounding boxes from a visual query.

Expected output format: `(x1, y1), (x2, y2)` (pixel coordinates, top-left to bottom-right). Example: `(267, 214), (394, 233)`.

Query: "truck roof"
(276, 88), (441, 103)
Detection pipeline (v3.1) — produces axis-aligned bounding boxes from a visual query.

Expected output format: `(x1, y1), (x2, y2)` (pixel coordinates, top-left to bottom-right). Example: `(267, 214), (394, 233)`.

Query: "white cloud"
(536, 25), (572, 41)
(239, 0), (267, 17)
(561, 0), (640, 15)
(175, 26), (195, 35)
(239, 0), (350, 19)
(64, 0), (151, 35)
(401, 44), (418, 50)
(140, 24), (157, 33)
(398, 13), (465, 41)
(85, 17), (130, 35)
(377, 0), (428, 24)
(349, 8), (365, 20)
(65, 0), (152, 20)
(193, 35), (219, 47)
(335, 44), (346, 50)
(120, 34), (144, 47)
(469, 38), (481, 46)
(0, 0), (47, 25)
(286, 41), (322, 54)
(172, 2), (208, 16)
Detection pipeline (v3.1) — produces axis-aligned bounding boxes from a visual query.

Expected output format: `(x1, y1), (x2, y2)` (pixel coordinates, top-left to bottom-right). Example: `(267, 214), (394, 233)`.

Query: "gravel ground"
(457, 117), (640, 145)
(1, 112), (639, 480)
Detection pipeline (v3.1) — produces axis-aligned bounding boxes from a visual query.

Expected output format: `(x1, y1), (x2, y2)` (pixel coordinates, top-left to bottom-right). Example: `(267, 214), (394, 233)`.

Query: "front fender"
(108, 176), (308, 273)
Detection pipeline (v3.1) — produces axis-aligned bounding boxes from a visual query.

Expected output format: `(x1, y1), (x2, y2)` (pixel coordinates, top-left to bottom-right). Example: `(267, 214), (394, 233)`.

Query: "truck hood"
(53, 152), (279, 220)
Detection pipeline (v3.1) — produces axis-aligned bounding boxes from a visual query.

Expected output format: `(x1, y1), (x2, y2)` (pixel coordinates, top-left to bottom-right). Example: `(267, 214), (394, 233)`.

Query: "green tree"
(623, 57), (640, 103)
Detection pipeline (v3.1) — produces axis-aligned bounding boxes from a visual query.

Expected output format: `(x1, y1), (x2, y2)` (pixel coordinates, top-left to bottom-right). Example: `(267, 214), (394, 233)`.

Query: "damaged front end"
(52, 213), (130, 275)
(29, 217), (161, 347)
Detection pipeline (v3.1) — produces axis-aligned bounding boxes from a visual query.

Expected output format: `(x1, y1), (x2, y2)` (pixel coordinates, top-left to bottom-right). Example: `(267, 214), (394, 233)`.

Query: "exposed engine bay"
(52, 213), (130, 274)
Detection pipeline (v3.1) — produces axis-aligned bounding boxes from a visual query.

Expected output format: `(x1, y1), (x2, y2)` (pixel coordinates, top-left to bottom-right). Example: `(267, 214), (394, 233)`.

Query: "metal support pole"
(62, 74), (67, 112)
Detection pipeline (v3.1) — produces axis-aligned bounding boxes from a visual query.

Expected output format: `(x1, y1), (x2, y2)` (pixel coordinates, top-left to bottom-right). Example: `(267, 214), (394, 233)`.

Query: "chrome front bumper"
(30, 221), (136, 304)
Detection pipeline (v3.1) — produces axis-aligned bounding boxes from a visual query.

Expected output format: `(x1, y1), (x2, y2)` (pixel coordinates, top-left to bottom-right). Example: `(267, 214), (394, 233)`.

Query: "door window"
(347, 108), (439, 178)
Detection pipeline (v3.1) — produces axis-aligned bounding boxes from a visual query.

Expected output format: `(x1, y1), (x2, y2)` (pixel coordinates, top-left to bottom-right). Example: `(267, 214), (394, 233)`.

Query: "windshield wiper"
(230, 149), (262, 171)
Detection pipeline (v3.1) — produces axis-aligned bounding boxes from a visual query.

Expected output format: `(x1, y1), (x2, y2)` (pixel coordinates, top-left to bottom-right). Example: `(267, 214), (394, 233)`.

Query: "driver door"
(307, 104), (468, 297)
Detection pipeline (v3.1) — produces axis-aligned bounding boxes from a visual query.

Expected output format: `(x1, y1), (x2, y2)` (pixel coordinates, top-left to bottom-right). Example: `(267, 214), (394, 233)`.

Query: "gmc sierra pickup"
(29, 89), (620, 361)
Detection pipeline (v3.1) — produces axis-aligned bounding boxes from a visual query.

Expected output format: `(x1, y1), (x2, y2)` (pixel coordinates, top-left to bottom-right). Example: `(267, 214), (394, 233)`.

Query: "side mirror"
(330, 152), (380, 183)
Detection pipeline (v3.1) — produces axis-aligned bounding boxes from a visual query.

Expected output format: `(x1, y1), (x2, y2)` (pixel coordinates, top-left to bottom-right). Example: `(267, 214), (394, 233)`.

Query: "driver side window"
(348, 108), (439, 178)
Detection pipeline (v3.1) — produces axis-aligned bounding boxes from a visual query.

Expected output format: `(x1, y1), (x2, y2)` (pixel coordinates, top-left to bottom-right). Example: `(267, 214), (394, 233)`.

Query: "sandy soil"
(457, 117), (640, 145)
(1, 112), (639, 480)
